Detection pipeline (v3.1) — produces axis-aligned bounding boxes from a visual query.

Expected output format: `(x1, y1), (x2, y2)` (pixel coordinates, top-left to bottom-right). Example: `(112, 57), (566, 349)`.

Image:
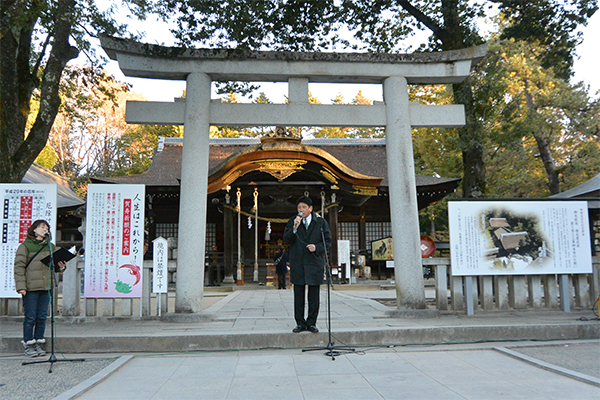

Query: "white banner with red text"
(84, 184), (145, 298)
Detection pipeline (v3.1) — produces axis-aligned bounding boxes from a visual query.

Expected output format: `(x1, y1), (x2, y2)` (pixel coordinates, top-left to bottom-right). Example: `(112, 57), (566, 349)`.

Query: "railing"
(1, 259), (171, 318)
(2, 256), (598, 317)
(423, 256), (600, 314)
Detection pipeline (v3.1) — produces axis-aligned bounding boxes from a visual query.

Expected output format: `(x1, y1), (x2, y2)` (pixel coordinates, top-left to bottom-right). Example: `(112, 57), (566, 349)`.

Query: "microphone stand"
(23, 231), (85, 372)
(303, 229), (355, 360)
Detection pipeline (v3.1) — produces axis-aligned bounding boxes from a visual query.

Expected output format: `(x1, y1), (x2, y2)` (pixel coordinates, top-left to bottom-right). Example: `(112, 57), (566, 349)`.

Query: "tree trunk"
(400, 0), (487, 198)
(525, 85), (560, 195)
(442, 1), (486, 198)
(453, 79), (486, 198)
(0, 0), (78, 183)
(533, 130), (560, 195)
(0, 1), (37, 182)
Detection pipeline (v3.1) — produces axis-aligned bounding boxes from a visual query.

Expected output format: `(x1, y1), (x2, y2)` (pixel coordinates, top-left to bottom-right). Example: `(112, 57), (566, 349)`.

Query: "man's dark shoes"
(292, 325), (306, 333)
(307, 325), (319, 333)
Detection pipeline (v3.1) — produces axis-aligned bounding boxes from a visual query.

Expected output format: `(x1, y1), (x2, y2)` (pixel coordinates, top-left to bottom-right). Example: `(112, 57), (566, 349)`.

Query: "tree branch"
(397, 0), (448, 43)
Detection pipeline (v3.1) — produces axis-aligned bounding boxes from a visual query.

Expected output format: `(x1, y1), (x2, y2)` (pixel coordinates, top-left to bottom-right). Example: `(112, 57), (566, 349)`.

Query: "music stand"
(303, 230), (356, 360)
(23, 233), (85, 372)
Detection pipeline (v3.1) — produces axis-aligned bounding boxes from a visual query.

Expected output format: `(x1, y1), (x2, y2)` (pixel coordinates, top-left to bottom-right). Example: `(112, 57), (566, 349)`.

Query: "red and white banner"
(1, 184), (57, 298)
(84, 184), (145, 298)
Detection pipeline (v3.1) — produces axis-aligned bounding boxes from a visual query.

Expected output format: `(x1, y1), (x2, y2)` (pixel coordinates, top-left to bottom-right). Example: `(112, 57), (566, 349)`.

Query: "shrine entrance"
(206, 131), (383, 284)
(101, 36), (487, 313)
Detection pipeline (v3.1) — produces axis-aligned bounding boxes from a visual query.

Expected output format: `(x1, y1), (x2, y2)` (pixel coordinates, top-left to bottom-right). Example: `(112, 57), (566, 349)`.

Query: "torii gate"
(101, 36), (487, 314)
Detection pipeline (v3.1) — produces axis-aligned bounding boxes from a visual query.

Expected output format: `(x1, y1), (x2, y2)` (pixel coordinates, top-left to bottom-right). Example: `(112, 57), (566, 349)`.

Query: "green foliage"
(411, 84), (462, 179)
(411, 84), (463, 239)
(493, 0), (598, 80)
(34, 146), (58, 170)
(156, 0), (345, 50)
(58, 66), (130, 123)
(472, 37), (600, 197)
(413, 126), (462, 178)
(419, 198), (454, 241)
(110, 125), (183, 176)
(155, 0), (491, 52)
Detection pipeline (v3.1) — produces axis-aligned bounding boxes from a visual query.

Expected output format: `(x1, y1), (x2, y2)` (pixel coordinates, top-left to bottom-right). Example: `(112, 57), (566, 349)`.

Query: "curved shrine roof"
(92, 138), (460, 196)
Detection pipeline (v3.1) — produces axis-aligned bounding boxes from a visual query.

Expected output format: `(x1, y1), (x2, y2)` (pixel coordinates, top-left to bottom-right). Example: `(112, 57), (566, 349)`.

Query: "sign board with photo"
(449, 200), (592, 276)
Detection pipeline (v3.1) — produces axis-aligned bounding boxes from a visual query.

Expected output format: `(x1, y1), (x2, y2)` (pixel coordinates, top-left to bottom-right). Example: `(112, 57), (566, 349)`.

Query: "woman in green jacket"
(13, 220), (65, 357)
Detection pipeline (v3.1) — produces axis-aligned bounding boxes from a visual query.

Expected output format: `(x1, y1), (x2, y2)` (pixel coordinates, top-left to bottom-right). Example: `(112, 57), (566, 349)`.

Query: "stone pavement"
(0, 287), (599, 399)
(1, 287), (599, 353)
(61, 342), (600, 400)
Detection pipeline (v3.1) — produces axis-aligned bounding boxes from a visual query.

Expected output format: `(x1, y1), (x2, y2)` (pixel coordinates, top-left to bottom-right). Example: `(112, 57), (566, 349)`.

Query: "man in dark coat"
(273, 245), (288, 289)
(283, 196), (332, 333)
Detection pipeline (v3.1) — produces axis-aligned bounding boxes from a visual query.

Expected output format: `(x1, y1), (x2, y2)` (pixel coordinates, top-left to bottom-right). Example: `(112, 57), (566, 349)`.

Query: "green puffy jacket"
(13, 236), (54, 292)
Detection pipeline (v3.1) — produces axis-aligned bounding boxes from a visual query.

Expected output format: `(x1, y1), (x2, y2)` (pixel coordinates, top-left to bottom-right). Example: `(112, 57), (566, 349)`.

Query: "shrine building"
(93, 131), (461, 284)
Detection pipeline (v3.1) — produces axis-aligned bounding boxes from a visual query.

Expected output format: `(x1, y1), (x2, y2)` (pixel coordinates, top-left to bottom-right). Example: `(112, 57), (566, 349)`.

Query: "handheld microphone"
(297, 212), (303, 218)
(44, 232), (50, 237)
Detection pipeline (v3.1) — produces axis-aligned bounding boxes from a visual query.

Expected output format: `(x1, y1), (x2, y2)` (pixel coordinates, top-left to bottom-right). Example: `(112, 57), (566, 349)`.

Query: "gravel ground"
(0, 354), (116, 400)
(511, 342), (600, 379)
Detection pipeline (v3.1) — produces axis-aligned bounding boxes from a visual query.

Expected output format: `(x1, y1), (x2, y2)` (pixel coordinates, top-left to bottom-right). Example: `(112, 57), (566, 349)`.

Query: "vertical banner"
(449, 200), (592, 276)
(84, 184), (145, 298)
(1, 184), (57, 298)
(337, 240), (351, 281)
(152, 237), (168, 294)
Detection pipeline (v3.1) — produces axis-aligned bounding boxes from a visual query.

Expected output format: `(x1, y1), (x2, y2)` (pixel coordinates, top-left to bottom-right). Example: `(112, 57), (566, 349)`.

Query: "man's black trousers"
(293, 284), (320, 328)
(277, 273), (287, 289)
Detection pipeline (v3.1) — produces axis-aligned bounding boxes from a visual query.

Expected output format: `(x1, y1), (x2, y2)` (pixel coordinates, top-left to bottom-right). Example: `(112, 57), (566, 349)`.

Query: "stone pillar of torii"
(101, 36), (487, 314)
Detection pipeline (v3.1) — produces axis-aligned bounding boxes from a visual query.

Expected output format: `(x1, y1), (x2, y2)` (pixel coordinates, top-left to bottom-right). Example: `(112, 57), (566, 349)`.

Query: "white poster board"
(153, 237), (168, 294)
(84, 184), (145, 298)
(449, 200), (592, 276)
(337, 240), (351, 280)
(1, 184), (57, 298)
